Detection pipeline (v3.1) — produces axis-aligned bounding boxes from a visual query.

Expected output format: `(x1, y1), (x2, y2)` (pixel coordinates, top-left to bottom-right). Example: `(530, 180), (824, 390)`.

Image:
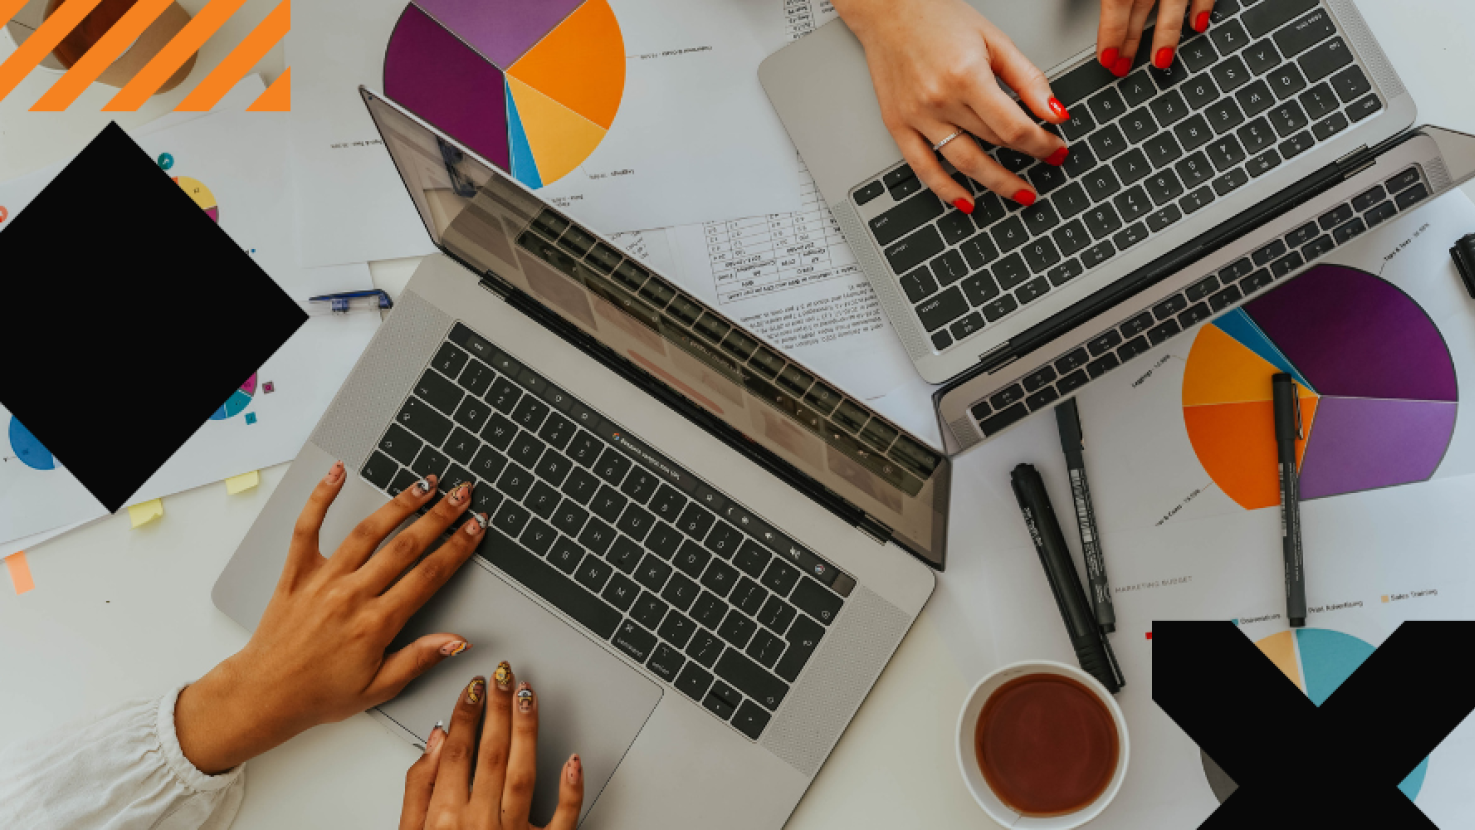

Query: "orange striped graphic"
(175, 0), (286, 111)
(0, 0), (32, 33)
(246, 65), (288, 111)
(0, 0), (105, 105)
(103, 0), (251, 110)
(30, 0), (177, 110)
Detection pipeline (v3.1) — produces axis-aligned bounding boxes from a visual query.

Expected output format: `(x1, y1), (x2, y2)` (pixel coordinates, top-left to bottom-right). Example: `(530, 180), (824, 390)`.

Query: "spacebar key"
(715, 649), (790, 711)
(480, 530), (622, 640)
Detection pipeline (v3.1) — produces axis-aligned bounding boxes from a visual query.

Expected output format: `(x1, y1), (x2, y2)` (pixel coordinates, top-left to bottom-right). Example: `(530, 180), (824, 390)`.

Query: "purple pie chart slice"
(411, 0), (585, 68)
(1244, 265), (1457, 402)
(385, 4), (510, 170)
(1298, 397), (1457, 500)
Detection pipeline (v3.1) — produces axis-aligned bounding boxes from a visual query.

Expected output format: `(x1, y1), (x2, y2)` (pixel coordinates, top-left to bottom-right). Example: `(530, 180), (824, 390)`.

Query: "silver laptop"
(212, 90), (942, 829)
(761, 0), (1417, 385)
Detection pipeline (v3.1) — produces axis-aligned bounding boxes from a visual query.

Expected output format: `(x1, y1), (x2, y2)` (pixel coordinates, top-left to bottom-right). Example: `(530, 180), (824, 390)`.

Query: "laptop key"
(1395, 184), (1429, 211)
(990, 385), (1026, 410)
(647, 643), (685, 682)
(868, 191), (945, 247)
(1212, 168), (1250, 196)
(1151, 56), (1190, 90)
(747, 629), (786, 669)
(1146, 204), (1183, 232)
(1087, 330), (1123, 357)
(1180, 185), (1216, 214)
(949, 313), (986, 341)
(1022, 239), (1061, 275)
(1348, 93), (1383, 123)
(1211, 55), (1252, 94)
(731, 578), (767, 616)
(885, 226), (946, 275)
(1117, 337), (1152, 362)
(1330, 64), (1372, 104)
(979, 404), (1029, 436)
(1027, 164), (1069, 196)
(1235, 80), (1276, 119)
(1268, 101), (1308, 137)
(1331, 218), (1367, 246)
(675, 661), (714, 701)
(1303, 234), (1335, 260)
(1026, 387), (1061, 411)
(718, 610), (757, 649)
(1247, 148), (1283, 177)
(716, 649), (789, 711)
(1048, 258), (1086, 287)
(916, 287), (969, 331)
(1086, 353), (1120, 378)
(702, 689), (736, 721)
(378, 424), (422, 466)
(1057, 371), (1090, 394)
(362, 452), (398, 490)
(1299, 37), (1352, 84)
(1146, 319), (1181, 346)
(931, 249), (970, 286)
(1174, 114), (1214, 153)
(1312, 112), (1349, 141)
(1183, 77), (1219, 110)
(1113, 222), (1149, 251)
(1088, 123), (1129, 162)
(1243, 0), (1317, 38)
(1179, 303), (1213, 328)
(1209, 284), (1244, 312)
(1175, 152), (1214, 189)
(1056, 348), (1091, 374)
(1237, 118), (1276, 155)
(1148, 89), (1190, 128)
(411, 443), (451, 482)
(487, 377), (521, 414)
(1023, 366), (1057, 393)
(1243, 269), (1275, 292)
(1365, 201), (1398, 227)
(1144, 132), (1183, 169)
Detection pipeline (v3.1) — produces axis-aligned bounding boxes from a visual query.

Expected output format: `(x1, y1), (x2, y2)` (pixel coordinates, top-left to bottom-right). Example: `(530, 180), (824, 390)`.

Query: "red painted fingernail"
(1012, 189), (1037, 206)
(1047, 97), (1069, 121)
(1112, 56), (1132, 77)
(1155, 46), (1175, 69)
(1045, 147), (1069, 167)
(1194, 11), (1210, 33)
(952, 197), (974, 215)
(1099, 47), (1118, 70)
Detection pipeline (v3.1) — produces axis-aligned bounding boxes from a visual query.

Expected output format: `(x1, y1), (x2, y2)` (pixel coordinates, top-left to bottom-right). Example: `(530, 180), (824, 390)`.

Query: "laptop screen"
(361, 88), (950, 567)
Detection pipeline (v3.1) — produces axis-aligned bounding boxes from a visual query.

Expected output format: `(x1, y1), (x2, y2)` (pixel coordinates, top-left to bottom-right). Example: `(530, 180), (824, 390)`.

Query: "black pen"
(1011, 463), (1124, 693)
(1272, 373), (1307, 627)
(1055, 399), (1116, 633)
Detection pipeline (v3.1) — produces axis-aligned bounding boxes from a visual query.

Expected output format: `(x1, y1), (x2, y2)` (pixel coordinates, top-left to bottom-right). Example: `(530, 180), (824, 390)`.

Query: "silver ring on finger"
(931, 128), (966, 152)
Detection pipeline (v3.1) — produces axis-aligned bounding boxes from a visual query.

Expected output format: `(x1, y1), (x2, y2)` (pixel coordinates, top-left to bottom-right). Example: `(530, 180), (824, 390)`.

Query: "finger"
(979, 23), (1067, 126)
(356, 481), (475, 594)
(1096, 0), (1135, 76)
(542, 755), (584, 830)
(282, 460), (346, 587)
(365, 633), (474, 705)
(501, 681), (540, 826)
(1150, 0), (1192, 69)
(470, 662), (517, 819)
(399, 723), (445, 830)
(968, 74), (1066, 162)
(427, 677), (486, 814)
(328, 473), (439, 575)
(892, 127), (973, 213)
(1117, 0), (1157, 77)
(380, 512), (487, 628)
(938, 129), (1037, 207)
(1189, 0), (1216, 35)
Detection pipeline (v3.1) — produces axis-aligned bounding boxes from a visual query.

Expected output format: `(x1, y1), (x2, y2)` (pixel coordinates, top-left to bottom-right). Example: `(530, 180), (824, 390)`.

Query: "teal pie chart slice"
(8, 417), (55, 471)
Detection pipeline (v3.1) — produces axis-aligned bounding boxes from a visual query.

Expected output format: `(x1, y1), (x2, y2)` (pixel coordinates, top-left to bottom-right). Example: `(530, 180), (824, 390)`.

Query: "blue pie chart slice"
(9, 417), (55, 471)
(211, 389), (254, 421)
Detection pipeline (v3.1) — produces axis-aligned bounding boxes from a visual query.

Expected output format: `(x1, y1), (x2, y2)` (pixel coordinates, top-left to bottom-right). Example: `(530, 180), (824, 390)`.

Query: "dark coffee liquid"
(975, 673), (1119, 817)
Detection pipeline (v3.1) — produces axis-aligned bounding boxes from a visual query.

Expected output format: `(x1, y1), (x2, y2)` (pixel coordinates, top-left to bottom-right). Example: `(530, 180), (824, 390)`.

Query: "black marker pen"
(1272, 373), (1307, 627)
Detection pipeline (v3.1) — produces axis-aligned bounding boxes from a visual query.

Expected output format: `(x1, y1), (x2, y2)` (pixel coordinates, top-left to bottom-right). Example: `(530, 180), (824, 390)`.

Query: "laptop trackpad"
(380, 554), (662, 825)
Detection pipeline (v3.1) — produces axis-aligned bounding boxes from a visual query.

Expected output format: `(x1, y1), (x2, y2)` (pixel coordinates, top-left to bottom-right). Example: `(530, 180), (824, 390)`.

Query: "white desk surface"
(3, 4), (1474, 828)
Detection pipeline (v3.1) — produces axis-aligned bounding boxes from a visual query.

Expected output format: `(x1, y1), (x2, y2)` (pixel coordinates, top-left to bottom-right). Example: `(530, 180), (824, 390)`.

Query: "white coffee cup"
(956, 660), (1130, 829)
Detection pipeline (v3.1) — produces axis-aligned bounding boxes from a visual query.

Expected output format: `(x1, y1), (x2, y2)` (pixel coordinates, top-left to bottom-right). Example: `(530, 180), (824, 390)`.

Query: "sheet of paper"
(287, 0), (805, 267)
(929, 191), (1475, 827)
(0, 109), (379, 544)
(660, 153), (917, 400)
(0, 520), (88, 561)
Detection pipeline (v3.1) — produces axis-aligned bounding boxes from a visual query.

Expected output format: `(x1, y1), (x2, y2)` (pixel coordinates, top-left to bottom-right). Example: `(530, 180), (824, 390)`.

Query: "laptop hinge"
(857, 514), (893, 546)
(1336, 144), (1370, 168)
(478, 270), (515, 299)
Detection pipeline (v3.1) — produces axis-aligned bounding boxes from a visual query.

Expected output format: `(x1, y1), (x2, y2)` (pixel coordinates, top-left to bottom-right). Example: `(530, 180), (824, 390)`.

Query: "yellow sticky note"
(225, 470), (260, 494)
(128, 499), (164, 528)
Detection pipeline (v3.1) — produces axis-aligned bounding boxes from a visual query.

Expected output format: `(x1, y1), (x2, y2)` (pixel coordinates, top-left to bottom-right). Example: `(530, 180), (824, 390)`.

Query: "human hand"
(1096, 0), (1215, 78)
(175, 462), (488, 774)
(401, 666), (584, 830)
(833, 0), (1070, 211)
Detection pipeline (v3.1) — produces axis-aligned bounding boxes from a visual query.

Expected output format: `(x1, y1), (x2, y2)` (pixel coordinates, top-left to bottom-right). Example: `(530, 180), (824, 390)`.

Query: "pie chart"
(174, 176), (219, 223)
(8, 417), (55, 471)
(1201, 628), (1429, 802)
(384, 0), (625, 189)
(210, 374), (257, 421)
(1182, 265), (1457, 510)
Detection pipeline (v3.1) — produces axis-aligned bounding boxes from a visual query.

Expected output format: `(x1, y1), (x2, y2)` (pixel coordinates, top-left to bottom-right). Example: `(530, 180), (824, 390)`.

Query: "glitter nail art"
(494, 661), (513, 690)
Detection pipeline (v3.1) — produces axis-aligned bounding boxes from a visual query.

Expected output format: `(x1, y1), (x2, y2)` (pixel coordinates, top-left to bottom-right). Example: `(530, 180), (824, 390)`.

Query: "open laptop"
(212, 90), (942, 829)
(760, 0), (1417, 386)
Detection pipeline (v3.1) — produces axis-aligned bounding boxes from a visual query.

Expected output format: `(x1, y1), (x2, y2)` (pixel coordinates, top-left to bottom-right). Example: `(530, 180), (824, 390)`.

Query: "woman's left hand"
(175, 462), (487, 774)
(1096, 0), (1216, 78)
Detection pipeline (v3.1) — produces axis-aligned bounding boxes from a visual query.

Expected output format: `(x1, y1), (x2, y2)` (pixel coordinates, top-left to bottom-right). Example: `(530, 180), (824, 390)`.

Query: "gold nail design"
(494, 661), (512, 690)
(467, 678), (485, 704)
(441, 640), (470, 657)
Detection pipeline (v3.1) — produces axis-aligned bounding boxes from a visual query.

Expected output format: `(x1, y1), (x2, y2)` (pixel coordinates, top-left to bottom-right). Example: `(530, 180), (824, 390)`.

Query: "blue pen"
(305, 289), (394, 315)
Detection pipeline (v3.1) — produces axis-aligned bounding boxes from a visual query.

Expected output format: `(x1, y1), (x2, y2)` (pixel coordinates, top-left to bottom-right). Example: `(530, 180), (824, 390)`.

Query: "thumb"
(367, 634), (471, 703)
(399, 724), (445, 830)
(542, 754), (585, 830)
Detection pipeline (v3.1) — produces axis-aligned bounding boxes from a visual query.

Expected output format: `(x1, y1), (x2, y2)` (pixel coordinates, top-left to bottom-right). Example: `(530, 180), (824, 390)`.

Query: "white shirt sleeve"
(0, 685), (245, 830)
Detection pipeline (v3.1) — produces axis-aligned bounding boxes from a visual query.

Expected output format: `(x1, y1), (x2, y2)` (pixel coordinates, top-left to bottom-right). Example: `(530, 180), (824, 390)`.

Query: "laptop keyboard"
(857, 0), (1384, 354)
(968, 165), (1428, 437)
(360, 322), (855, 741)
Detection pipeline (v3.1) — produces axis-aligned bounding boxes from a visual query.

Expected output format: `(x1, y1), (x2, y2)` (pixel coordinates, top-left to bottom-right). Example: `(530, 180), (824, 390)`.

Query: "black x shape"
(1154, 621), (1475, 827)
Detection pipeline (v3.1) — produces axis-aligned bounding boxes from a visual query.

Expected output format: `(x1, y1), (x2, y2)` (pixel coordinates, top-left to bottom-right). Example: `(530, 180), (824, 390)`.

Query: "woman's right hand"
(832, 0), (1071, 212)
(401, 664), (584, 830)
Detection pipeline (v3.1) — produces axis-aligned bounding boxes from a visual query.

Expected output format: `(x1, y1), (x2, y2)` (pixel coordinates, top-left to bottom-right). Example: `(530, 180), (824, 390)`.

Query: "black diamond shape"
(0, 122), (306, 513)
